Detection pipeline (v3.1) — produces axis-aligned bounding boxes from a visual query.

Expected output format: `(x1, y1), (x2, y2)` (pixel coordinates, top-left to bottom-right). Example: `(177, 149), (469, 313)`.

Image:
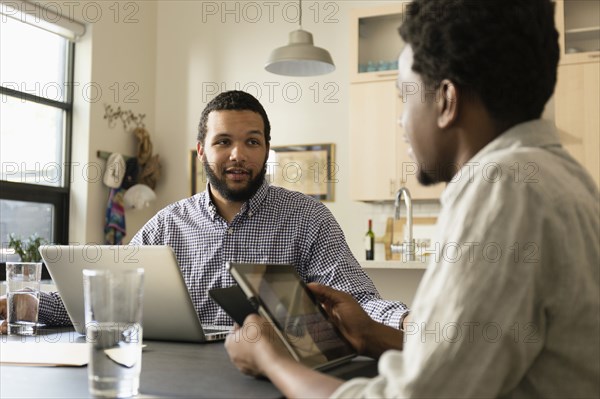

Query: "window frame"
(0, 39), (75, 246)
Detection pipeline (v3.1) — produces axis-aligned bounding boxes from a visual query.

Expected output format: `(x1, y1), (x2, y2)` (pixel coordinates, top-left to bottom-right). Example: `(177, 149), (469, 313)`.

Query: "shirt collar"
(245, 178), (270, 216)
(440, 119), (561, 208)
(201, 183), (218, 220)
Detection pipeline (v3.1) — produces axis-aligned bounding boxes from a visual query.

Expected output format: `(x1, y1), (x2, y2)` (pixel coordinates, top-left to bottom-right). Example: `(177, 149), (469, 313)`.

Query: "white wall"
(36, 0), (159, 244)
(153, 0), (428, 260)
(49, 0), (436, 257)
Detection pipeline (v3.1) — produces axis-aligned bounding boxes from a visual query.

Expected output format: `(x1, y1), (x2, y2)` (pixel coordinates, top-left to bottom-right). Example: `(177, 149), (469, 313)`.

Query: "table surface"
(1, 328), (378, 398)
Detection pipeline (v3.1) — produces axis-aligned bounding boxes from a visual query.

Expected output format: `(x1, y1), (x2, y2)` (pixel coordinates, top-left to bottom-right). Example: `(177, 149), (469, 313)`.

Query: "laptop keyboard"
(203, 327), (230, 335)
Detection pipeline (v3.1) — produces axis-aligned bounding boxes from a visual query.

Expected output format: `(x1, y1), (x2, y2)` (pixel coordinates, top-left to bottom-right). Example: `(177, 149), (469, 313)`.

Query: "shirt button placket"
(223, 225), (236, 261)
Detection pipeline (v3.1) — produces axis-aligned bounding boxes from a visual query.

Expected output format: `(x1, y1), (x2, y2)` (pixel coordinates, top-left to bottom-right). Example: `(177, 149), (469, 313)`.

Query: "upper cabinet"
(350, 4), (405, 83)
(554, 62), (600, 187)
(555, 0), (600, 65)
(348, 3), (444, 202)
(553, 0), (600, 187)
(349, 79), (445, 202)
(349, 80), (399, 201)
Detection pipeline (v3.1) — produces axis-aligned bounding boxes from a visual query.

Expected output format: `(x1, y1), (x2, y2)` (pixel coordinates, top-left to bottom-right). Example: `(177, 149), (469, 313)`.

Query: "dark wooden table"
(1, 328), (378, 398)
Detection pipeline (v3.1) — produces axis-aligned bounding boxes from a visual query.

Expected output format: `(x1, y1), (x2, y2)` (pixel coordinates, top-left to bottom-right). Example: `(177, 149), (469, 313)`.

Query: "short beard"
(417, 169), (438, 186)
(415, 161), (444, 186)
(203, 159), (267, 202)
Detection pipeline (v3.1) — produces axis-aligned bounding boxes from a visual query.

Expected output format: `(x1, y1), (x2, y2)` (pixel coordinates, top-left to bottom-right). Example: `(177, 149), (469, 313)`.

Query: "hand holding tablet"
(222, 262), (356, 370)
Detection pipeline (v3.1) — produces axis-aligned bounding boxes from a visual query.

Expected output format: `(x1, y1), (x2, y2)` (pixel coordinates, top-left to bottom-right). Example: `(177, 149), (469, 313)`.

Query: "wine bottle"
(365, 219), (375, 260)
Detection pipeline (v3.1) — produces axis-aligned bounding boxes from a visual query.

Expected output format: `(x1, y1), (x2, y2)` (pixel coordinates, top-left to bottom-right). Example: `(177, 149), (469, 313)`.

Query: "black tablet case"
(209, 285), (258, 325)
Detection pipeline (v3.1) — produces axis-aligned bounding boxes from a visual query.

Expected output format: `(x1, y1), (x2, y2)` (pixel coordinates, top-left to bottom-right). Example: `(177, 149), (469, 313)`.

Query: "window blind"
(0, 0), (85, 41)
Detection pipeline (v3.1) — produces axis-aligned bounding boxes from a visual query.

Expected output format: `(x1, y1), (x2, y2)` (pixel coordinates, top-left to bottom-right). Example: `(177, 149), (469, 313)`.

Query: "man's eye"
(249, 139), (260, 145)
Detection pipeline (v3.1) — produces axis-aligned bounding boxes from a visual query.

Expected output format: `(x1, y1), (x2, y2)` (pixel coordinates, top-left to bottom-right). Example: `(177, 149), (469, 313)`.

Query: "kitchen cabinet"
(349, 4), (405, 83)
(349, 80), (398, 201)
(555, 0), (600, 66)
(349, 4), (444, 201)
(349, 77), (444, 201)
(554, 62), (600, 187)
(553, 0), (600, 187)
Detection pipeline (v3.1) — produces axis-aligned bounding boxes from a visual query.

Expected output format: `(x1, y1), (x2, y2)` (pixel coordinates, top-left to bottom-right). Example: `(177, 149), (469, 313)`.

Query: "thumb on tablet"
(308, 283), (341, 303)
(307, 283), (355, 313)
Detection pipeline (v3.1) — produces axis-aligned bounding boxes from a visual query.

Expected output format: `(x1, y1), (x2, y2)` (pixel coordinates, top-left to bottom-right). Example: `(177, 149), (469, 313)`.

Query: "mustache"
(221, 161), (265, 173)
(224, 164), (251, 174)
(199, 154), (268, 174)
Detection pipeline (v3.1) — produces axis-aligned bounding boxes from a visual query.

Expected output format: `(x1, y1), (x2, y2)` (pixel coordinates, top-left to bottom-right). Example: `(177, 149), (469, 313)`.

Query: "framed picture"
(269, 143), (336, 202)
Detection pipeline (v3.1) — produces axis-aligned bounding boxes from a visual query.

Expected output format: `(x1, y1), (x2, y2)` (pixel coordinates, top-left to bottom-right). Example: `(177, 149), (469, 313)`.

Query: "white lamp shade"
(265, 30), (335, 77)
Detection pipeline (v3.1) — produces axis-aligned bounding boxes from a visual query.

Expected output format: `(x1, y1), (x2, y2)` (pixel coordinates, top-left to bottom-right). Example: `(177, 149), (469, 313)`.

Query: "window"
(0, 15), (75, 261)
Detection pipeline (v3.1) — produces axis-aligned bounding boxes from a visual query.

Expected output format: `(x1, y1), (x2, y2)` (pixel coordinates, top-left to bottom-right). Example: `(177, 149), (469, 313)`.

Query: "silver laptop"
(39, 245), (230, 342)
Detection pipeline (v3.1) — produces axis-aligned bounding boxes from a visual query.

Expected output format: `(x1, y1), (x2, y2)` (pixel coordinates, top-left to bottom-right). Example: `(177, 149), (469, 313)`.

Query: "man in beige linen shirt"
(224, 0), (600, 397)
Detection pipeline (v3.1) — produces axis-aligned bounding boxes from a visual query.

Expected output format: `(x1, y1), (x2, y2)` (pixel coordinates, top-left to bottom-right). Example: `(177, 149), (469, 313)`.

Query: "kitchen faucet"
(391, 187), (415, 261)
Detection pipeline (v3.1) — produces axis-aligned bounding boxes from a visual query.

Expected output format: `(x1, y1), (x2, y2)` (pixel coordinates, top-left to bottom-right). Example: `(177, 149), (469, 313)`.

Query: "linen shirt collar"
(441, 119), (561, 208)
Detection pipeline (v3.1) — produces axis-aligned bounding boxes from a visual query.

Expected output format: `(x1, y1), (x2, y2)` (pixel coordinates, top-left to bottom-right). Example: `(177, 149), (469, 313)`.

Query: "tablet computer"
(226, 262), (357, 370)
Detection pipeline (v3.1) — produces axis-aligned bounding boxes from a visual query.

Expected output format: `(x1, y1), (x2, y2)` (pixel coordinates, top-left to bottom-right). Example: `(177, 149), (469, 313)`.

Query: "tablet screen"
(228, 263), (356, 368)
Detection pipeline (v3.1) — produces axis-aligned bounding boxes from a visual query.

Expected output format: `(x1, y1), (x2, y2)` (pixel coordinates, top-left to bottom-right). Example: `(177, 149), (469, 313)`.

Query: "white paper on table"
(0, 341), (89, 366)
(104, 346), (139, 368)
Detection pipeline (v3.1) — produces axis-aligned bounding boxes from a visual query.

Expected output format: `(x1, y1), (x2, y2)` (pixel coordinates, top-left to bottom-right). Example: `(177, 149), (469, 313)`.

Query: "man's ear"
(197, 141), (204, 159)
(437, 79), (459, 129)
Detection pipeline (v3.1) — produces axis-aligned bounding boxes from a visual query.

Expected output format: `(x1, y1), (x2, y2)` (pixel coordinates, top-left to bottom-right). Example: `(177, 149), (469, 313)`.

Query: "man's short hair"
(197, 90), (271, 145)
(399, 0), (559, 126)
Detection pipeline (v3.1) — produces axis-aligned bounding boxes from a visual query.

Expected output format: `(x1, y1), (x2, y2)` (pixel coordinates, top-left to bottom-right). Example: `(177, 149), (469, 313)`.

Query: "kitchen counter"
(360, 260), (428, 270)
(360, 261), (428, 306)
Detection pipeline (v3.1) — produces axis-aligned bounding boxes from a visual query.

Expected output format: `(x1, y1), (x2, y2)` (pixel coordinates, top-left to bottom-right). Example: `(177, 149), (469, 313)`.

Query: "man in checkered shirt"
(5, 90), (409, 331)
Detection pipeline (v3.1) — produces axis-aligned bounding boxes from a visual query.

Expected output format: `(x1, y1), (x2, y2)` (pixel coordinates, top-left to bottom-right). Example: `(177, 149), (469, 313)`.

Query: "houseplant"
(7, 234), (47, 262)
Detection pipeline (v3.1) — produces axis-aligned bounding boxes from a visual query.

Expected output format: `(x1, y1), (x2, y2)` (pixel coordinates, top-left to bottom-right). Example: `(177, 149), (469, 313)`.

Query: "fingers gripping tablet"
(226, 262), (356, 370)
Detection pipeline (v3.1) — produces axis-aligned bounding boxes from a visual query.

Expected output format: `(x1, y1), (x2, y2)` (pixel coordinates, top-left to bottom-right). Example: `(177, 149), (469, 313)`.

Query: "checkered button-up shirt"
(39, 180), (408, 328)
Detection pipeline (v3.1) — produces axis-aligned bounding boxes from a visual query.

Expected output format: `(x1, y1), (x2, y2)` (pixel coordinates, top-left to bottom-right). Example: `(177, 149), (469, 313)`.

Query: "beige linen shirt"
(333, 120), (600, 398)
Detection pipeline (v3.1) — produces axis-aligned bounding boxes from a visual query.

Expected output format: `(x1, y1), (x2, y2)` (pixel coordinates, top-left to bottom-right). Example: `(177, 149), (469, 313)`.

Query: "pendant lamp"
(265, 0), (335, 76)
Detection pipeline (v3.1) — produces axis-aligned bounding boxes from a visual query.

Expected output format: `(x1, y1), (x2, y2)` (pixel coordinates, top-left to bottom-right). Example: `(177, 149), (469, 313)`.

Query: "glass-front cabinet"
(350, 4), (405, 83)
(555, 0), (600, 65)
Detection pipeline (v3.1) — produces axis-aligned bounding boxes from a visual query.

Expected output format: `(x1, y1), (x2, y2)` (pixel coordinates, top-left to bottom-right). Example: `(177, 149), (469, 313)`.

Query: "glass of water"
(6, 262), (42, 336)
(83, 269), (144, 398)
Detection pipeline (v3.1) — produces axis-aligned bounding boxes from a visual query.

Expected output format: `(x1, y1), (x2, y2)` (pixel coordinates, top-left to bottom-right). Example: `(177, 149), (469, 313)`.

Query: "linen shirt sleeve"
(302, 203), (409, 328)
(332, 172), (556, 397)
